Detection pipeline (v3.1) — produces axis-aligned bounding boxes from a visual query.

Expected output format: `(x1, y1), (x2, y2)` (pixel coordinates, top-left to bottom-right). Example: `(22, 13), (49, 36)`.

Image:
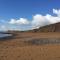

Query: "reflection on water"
(26, 38), (60, 45)
(0, 34), (12, 38)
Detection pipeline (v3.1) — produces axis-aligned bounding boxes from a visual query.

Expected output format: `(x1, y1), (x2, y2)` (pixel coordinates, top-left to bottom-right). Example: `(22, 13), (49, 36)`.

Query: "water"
(0, 34), (12, 38)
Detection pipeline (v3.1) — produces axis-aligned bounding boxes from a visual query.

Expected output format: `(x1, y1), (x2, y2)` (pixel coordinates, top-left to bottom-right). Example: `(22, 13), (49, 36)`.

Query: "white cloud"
(9, 18), (29, 25)
(31, 9), (60, 29)
(53, 9), (60, 17)
(1, 9), (60, 31)
(45, 14), (60, 24)
(0, 25), (7, 31)
(9, 19), (16, 24)
(31, 13), (60, 29)
(0, 25), (21, 31)
(31, 14), (49, 29)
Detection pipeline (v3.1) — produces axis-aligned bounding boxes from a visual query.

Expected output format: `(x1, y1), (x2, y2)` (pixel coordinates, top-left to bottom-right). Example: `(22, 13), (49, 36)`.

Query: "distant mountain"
(32, 22), (60, 32)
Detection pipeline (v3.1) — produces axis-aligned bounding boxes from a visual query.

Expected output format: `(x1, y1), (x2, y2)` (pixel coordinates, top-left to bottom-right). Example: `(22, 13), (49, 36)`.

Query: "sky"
(0, 0), (60, 31)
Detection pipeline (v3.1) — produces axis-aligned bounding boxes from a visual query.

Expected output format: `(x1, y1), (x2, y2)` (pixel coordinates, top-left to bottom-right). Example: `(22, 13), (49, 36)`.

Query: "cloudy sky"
(0, 0), (60, 31)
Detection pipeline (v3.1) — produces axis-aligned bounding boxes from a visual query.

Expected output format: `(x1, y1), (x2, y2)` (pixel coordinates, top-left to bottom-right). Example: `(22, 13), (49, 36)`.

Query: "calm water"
(0, 34), (12, 38)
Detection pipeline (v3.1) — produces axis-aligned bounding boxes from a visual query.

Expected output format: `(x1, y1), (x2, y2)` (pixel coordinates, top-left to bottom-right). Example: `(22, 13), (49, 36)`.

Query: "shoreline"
(0, 33), (16, 41)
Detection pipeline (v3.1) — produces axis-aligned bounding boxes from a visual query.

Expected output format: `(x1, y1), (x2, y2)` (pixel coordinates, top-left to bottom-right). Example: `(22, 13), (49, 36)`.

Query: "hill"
(32, 22), (60, 32)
